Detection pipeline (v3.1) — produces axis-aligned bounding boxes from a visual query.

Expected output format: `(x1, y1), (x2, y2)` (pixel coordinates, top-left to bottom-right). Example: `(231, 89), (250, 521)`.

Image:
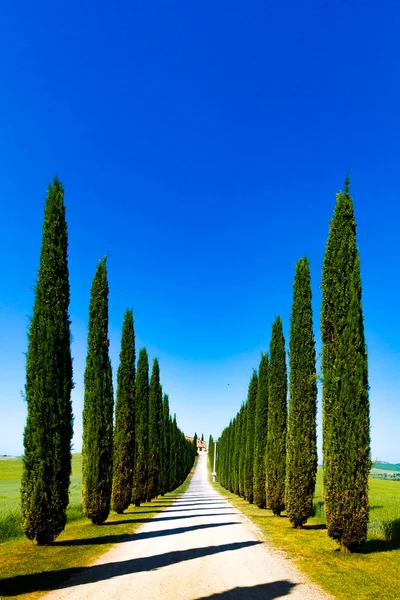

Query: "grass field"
(210, 465), (400, 600)
(0, 455), (196, 600)
(0, 455), (83, 542)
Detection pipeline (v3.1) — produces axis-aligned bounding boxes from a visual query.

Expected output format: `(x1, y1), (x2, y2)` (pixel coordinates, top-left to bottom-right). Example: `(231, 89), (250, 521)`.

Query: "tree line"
(21, 177), (196, 545)
(214, 178), (370, 553)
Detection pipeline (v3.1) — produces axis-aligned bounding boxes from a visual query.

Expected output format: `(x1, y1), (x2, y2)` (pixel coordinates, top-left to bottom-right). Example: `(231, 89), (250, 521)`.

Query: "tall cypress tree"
(265, 316), (287, 516)
(147, 358), (163, 500)
(321, 179), (370, 551)
(112, 309), (136, 514)
(82, 258), (114, 524)
(244, 371), (258, 503)
(132, 348), (149, 506)
(21, 177), (73, 544)
(286, 258), (317, 527)
(160, 393), (170, 495)
(170, 414), (179, 490)
(238, 402), (247, 498)
(253, 353), (269, 509)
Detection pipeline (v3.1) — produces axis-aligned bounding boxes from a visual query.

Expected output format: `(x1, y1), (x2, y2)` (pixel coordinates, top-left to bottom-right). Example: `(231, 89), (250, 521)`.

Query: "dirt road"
(46, 453), (327, 599)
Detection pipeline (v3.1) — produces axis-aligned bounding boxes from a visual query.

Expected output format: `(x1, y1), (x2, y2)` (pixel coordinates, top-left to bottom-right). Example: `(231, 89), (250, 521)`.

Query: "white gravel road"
(45, 453), (328, 600)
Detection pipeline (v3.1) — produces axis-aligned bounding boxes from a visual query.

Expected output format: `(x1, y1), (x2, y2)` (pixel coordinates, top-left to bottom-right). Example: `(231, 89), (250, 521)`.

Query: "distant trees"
(321, 179), (370, 551)
(253, 353), (269, 509)
(112, 310), (136, 514)
(82, 258), (114, 525)
(21, 177), (73, 544)
(286, 258), (317, 527)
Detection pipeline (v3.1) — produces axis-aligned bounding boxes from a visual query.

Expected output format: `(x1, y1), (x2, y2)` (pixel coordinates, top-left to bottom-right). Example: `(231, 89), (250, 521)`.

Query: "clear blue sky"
(0, 1), (399, 462)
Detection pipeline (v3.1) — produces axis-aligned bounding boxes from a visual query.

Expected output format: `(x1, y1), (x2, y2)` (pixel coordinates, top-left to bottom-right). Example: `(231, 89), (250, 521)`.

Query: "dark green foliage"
(82, 257), (114, 525)
(159, 394), (170, 495)
(232, 417), (240, 494)
(112, 310), (136, 514)
(321, 179), (370, 551)
(21, 177), (73, 545)
(265, 317), (287, 516)
(132, 348), (149, 506)
(238, 402), (247, 498)
(244, 371), (258, 503)
(286, 258), (317, 527)
(193, 433), (198, 456)
(253, 353), (269, 509)
(169, 414), (179, 490)
(147, 358), (163, 500)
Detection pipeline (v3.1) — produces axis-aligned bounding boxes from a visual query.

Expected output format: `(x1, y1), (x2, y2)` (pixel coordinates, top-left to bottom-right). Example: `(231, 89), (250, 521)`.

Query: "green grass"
(210, 466), (400, 600)
(0, 456), (196, 600)
(0, 455), (84, 542)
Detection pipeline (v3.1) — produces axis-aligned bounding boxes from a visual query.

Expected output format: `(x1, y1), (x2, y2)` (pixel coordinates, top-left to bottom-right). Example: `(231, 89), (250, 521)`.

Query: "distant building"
(185, 436), (207, 453)
(197, 439), (207, 453)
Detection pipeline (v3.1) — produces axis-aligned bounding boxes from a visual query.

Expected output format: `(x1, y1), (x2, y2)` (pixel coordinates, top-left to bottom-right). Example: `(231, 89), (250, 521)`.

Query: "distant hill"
(372, 461), (400, 473)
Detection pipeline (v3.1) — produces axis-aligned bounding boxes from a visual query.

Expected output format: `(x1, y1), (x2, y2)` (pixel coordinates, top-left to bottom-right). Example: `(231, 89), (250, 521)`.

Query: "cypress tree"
(232, 418), (240, 494)
(112, 309), (136, 514)
(82, 258), (114, 524)
(253, 353), (269, 509)
(147, 358), (163, 500)
(21, 177), (73, 544)
(193, 433), (198, 456)
(244, 371), (258, 503)
(321, 179), (370, 551)
(208, 434), (214, 470)
(170, 414), (178, 490)
(265, 316), (287, 516)
(160, 393), (170, 495)
(238, 402), (247, 497)
(132, 348), (149, 506)
(286, 257), (317, 527)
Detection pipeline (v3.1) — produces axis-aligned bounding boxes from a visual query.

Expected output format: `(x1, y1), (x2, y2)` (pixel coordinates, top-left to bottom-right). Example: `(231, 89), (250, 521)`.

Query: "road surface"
(46, 453), (328, 600)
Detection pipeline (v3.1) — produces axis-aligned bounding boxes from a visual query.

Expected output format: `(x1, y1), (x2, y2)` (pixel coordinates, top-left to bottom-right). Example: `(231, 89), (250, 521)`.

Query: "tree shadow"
(53, 521), (241, 546)
(302, 524), (326, 530)
(356, 538), (400, 554)
(195, 580), (297, 599)
(1, 540), (262, 596)
(105, 512), (237, 526)
(166, 507), (235, 513)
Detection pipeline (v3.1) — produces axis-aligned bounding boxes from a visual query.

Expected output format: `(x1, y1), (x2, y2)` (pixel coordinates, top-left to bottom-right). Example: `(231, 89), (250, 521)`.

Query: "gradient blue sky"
(0, 1), (399, 462)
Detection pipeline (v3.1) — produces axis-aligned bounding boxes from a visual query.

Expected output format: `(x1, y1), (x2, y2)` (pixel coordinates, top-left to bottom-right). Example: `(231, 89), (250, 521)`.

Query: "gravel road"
(46, 453), (328, 600)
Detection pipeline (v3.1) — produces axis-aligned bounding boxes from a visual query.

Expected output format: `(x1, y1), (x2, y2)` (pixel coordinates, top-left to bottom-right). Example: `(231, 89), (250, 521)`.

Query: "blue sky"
(0, 1), (399, 462)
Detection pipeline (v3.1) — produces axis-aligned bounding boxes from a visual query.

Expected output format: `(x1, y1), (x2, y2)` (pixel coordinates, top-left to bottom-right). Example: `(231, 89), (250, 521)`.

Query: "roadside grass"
(0, 455), (84, 542)
(210, 465), (400, 600)
(0, 456), (196, 600)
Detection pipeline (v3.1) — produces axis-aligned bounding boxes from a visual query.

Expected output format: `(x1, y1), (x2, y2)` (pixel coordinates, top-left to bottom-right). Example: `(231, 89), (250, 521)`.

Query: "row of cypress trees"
(21, 177), (195, 544)
(215, 179), (370, 553)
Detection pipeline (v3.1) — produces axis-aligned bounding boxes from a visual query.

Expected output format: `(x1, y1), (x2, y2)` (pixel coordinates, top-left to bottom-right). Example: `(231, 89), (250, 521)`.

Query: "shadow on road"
(105, 512), (236, 525)
(53, 521), (241, 546)
(1, 541), (262, 597)
(194, 580), (297, 599)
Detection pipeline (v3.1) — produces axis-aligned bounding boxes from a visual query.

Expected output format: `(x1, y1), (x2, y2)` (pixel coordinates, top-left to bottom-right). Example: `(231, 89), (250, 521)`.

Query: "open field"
(370, 462), (400, 480)
(0, 455), (83, 542)
(0, 456), (196, 600)
(211, 466), (400, 600)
